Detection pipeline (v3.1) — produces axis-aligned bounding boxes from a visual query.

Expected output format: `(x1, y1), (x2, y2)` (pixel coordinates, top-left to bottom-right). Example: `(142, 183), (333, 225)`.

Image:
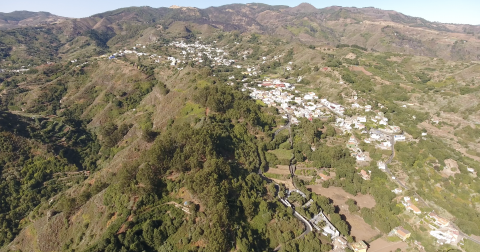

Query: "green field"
(269, 149), (293, 160)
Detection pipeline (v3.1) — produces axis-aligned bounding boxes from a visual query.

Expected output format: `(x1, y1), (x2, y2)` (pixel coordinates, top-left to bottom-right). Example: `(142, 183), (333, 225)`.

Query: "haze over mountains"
(1, 3), (480, 61)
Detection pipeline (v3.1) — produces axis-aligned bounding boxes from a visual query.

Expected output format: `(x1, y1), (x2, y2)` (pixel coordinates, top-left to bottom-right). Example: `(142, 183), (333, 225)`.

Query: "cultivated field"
(267, 165), (291, 175)
(307, 185), (380, 241)
(307, 185), (376, 208)
(368, 237), (408, 252)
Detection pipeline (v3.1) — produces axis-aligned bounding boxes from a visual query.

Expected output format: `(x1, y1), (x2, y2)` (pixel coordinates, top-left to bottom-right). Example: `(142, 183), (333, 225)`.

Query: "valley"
(0, 3), (480, 252)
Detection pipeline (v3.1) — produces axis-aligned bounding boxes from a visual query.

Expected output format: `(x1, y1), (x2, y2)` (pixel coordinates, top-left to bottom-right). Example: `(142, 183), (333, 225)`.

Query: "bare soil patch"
(307, 185), (376, 208)
(267, 165), (291, 175)
(106, 212), (118, 228)
(166, 172), (180, 181)
(307, 186), (380, 241)
(368, 237), (408, 252)
(270, 178), (295, 190)
(345, 53), (357, 59)
(342, 210), (379, 241)
(441, 159), (460, 178)
(350, 66), (372, 76)
(387, 56), (404, 62)
(176, 187), (204, 212)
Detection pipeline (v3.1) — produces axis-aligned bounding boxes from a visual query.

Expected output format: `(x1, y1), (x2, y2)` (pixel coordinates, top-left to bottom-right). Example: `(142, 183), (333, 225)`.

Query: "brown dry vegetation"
(307, 186), (379, 241)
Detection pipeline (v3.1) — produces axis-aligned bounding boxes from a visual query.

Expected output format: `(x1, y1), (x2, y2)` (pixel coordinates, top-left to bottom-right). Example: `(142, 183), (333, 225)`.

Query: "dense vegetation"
(0, 112), (99, 246)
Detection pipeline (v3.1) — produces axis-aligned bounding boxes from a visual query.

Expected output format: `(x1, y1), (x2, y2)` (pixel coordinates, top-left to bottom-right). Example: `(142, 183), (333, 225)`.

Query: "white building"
(378, 161), (386, 170)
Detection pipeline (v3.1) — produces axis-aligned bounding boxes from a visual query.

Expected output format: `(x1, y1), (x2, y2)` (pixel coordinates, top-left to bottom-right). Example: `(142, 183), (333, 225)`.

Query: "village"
(101, 39), (469, 251)
(241, 71), (467, 251)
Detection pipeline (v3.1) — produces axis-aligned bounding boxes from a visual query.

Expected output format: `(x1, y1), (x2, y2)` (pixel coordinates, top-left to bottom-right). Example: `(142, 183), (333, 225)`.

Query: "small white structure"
(356, 154), (366, 161)
(394, 135), (406, 142)
(381, 141), (392, 148)
(378, 161), (386, 170)
(392, 188), (403, 194)
(371, 133), (381, 140)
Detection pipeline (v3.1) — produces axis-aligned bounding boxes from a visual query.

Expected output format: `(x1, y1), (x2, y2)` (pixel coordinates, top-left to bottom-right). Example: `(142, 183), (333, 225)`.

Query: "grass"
(196, 80), (210, 88)
(263, 173), (283, 179)
(427, 76), (457, 88)
(269, 149), (293, 160)
(179, 102), (205, 118)
(295, 169), (317, 177)
(461, 239), (480, 252)
(256, 100), (266, 107)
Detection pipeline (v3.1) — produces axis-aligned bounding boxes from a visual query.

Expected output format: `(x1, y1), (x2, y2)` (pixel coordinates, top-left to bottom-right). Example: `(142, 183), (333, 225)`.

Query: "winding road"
(269, 115), (315, 251)
(380, 132), (408, 190)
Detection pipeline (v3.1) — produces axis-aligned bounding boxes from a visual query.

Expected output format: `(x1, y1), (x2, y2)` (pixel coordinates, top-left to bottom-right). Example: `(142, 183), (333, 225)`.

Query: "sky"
(2, 0), (480, 25)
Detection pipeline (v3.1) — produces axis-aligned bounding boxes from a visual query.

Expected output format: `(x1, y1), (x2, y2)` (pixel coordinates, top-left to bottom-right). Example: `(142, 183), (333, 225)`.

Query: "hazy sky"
(3, 0), (480, 25)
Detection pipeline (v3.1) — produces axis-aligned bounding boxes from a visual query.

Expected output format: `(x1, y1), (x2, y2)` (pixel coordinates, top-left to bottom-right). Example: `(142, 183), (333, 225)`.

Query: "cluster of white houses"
(248, 80), (343, 125)
(169, 40), (236, 67)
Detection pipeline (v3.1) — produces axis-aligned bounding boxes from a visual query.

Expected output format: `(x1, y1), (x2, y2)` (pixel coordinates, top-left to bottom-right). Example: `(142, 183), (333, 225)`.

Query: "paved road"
(294, 211), (313, 238)
(449, 223), (480, 246)
(274, 114), (291, 137)
(274, 198), (313, 251)
(382, 133), (408, 189)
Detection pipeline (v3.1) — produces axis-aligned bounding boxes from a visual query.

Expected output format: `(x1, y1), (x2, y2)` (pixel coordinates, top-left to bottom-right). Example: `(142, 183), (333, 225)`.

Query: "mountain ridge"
(0, 10), (67, 29)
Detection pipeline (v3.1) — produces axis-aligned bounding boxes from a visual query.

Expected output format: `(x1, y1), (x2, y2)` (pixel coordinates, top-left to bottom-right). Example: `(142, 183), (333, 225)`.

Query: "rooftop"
(351, 240), (368, 250)
(396, 226), (411, 237)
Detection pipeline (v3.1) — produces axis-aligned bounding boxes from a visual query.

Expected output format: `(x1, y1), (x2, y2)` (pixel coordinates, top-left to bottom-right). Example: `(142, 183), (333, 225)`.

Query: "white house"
(378, 161), (386, 170)
(392, 188), (403, 194)
(356, 154), (366, 161)
(394, 135), (406, 141)
(381, 141), (392, 148)
(304, 94), (313, 100)
(371, 133), (381, 140)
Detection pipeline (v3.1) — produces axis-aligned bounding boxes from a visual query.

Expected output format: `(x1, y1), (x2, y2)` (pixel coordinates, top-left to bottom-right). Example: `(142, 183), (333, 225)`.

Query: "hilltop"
(0, 11), (67, 30)
(2, 4), (480, 60)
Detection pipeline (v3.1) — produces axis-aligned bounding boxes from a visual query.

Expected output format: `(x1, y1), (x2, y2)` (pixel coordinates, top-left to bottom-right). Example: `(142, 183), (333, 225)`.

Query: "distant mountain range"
(1, 3), (480, 60)
(0, 11), (67, 29)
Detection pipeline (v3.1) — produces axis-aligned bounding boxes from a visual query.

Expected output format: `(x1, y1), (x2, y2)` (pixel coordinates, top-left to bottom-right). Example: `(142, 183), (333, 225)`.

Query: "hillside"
(1, 4), (480, 62)
(0, 3), (480, 252)
(2, 4), (477, 60)
(0, 11), (67, 30)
